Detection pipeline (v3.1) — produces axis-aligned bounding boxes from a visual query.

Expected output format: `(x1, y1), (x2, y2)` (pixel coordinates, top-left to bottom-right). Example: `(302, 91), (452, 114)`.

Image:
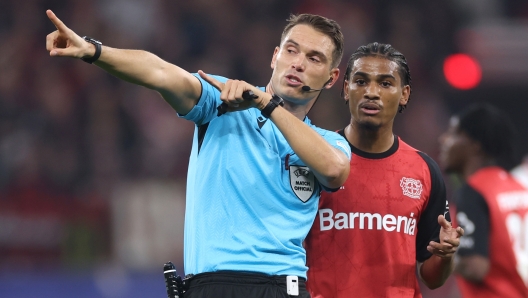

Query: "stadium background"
(1, 0), (527, 297)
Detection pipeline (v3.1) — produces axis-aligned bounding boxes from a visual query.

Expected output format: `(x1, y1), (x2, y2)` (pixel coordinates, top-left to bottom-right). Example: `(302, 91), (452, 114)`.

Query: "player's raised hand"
(198, 70), (270, 113)
(46, 10), (94, 59)
(427, 214), (464, 259)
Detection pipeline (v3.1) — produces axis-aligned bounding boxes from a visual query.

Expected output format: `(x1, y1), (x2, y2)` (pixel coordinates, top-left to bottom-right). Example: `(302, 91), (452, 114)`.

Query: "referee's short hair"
(457, 103), (518, 171)
(281, 14), (344, 69)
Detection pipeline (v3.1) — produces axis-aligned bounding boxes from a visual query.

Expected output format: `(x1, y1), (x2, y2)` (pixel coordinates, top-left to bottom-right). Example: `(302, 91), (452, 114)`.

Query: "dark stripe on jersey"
(193, 76), (208, 153)
(416, 151), (447, 262)
(454, 184), (490, 257)
(197, 123), (209, 154)
(337, 129), (399, 159)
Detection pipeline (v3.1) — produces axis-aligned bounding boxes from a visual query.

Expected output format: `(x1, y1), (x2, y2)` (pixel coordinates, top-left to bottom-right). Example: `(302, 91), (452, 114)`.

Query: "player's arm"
(415, 153), (463, 289)
(418, 214), (463, 289)
(45, 10), (201, 115)
(452, 184), (491, 282)
(198, 72), (350, 189)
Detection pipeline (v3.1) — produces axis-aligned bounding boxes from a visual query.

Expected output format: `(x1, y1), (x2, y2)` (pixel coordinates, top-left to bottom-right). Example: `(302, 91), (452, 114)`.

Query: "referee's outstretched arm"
(46, 9), (203, 116)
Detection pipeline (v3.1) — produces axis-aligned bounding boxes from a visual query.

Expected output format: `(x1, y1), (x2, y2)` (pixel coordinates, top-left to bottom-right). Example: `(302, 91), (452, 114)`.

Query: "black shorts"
(183, 271), (310, 298)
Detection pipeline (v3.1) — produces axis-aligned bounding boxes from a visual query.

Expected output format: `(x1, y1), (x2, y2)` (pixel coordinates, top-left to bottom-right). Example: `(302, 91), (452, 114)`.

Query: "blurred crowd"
(1, 0), (528, 297)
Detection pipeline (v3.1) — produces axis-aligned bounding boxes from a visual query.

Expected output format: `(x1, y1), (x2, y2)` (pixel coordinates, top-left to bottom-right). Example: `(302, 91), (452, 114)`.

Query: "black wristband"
(261, 95), (284, 118)
(81, 36), (102, 64)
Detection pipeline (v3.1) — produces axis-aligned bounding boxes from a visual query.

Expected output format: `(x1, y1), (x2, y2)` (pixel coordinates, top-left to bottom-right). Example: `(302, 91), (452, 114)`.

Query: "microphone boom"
(301, 85), (324, 92)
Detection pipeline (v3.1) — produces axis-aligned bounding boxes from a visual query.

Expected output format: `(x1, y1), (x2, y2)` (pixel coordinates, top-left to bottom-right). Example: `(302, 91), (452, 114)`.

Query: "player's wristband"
(81, 36), (102, 64)
(261, 95), (284, 118)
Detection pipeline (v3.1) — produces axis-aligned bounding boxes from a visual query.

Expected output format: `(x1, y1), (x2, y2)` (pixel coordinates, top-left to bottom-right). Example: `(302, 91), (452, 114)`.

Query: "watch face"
(272, 95), (284, 106)
(83, 36), (102, 45)
(81, 36), (102, 64)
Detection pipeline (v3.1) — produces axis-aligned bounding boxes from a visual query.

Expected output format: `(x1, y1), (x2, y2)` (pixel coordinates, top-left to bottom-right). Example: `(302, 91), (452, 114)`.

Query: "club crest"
(400, 177), (423, 199)
(289, 165), (315, 202)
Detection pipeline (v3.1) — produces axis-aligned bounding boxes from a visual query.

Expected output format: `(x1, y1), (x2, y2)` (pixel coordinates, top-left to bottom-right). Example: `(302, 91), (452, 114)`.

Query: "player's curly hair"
(457, 103), (518, 171)
(281, 14), (344, 69)
(343, 42), (412, 113)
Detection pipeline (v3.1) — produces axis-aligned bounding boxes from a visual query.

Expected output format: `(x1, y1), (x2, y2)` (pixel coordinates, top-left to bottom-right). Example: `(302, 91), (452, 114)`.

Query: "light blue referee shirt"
(179, 74), (351, 279)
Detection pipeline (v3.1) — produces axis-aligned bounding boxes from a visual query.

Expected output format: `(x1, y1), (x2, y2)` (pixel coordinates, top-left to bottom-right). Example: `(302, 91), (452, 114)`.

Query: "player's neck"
(344, 124), (394, 153)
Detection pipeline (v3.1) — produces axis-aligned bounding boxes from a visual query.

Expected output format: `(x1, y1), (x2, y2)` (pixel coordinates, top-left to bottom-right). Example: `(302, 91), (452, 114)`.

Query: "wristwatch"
(81, 36), (102, 64)
(261, 94), (284, 118)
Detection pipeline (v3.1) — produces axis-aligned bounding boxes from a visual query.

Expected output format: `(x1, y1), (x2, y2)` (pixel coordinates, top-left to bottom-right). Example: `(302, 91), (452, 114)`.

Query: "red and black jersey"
(453, 167), (528, 298)
(305, 133), (447, 298)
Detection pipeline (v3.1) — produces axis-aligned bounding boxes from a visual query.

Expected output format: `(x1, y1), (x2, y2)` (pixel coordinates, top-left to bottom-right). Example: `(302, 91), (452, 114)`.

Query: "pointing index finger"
(198, 70), (224, 92)
(46, 9), (69, 32)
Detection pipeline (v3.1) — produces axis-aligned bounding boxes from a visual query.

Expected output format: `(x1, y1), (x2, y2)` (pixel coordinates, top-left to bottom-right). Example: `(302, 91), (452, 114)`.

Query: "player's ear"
(343, 80), (350, 104)
(399, 85), (410, 106)
(469, 138), (484, 156)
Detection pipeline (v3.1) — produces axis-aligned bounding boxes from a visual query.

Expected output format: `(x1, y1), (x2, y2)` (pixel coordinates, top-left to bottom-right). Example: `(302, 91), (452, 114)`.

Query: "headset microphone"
(301, 85), (325, 92)
(303, 77), (333, 115)
(301, 78), (333, 92)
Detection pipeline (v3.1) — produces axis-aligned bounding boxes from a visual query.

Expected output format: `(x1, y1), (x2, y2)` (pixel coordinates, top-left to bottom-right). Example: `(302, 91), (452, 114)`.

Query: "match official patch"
(289, 165), (315, 202)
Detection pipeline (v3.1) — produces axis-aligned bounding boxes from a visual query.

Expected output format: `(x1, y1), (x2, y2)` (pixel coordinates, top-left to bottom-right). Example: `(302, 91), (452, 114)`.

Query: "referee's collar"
(337, 129), (399, 159)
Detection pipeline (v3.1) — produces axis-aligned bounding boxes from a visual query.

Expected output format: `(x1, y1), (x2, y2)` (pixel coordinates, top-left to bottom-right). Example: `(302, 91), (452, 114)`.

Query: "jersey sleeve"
(415, 152), (448, 262)
(319, 130), (352, 160)
(316, 130), (351, 192)
(454, 184), (490, 257)
(177, 73), (227, 125)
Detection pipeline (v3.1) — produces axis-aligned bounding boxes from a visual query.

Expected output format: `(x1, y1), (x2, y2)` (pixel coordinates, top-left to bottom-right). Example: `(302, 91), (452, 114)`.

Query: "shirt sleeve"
(415, 152), (449, 262)
(315, 130), (351, 192)
(177, 73), (227, 125)
(454, 184), (490, 257)
(317, 129), (352, 160)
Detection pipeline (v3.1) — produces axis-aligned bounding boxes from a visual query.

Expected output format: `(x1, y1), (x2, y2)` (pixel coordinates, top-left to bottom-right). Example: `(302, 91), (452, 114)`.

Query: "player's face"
(270, 24), (339, 103)
(439, 116), (473, 174)
(344, 56), (409, 130)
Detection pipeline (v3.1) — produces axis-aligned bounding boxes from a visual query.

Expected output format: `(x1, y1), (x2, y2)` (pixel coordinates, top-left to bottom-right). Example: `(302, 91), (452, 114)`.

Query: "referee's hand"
(198, 70), (271, 113)
(46, 10), (95, 59)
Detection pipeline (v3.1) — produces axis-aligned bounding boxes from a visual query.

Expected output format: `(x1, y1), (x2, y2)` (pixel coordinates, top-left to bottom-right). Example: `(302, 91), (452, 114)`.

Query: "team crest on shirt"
(290, 165), (315, 202)
(400, 177), (423, 199)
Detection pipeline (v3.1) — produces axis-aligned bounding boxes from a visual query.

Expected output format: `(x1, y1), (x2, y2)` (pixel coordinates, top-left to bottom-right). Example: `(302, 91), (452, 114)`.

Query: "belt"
(184, 270), (306, 289)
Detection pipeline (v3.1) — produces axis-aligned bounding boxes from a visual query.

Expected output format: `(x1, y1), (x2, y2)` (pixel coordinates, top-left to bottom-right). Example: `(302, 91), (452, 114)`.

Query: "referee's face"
(270, 24), (338, 104)
(344, 56), (410, 130)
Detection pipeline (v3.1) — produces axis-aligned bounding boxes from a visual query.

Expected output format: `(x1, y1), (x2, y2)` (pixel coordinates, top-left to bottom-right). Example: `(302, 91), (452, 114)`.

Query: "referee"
(45, 11), (351, 298)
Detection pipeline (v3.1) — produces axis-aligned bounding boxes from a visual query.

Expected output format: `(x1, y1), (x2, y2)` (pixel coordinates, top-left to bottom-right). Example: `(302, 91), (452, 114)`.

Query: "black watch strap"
(261, 95), (284, 118)
(81, 36), (102, 64)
